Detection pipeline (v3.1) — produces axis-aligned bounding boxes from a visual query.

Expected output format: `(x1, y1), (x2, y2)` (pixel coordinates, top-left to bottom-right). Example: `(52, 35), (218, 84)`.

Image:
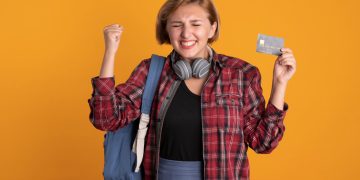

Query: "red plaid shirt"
(88, 50), (288, 180)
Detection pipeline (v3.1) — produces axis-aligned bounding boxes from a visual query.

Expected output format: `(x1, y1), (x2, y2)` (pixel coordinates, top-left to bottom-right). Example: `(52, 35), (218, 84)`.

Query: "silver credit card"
(256, 33), (284, 56)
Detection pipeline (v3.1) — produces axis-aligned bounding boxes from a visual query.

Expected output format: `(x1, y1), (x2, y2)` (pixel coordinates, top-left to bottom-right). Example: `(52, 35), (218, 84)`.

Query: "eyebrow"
(169, 19), (203, 24)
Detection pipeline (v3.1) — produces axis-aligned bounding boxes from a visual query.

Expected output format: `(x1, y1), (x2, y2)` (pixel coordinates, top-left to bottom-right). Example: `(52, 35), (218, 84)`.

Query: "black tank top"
(160, 80), (203, 161)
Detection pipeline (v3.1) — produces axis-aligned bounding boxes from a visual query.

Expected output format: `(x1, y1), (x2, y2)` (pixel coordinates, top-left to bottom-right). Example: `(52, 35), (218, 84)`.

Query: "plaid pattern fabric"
(88, 50), (288, 180)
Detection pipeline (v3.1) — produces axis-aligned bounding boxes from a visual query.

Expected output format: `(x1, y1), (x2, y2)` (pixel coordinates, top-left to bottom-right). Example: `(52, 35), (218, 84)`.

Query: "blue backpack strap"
(103, 54), (165, 180)
(141, 54), (165, 114)
(132, 54), (165, 172)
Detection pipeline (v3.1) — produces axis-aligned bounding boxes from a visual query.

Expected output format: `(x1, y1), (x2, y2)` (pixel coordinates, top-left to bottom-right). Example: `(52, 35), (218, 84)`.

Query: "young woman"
(88, 0), (296, 179)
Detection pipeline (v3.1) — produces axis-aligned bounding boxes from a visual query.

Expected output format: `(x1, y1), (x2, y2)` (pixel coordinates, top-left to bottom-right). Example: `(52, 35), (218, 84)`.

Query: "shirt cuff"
(91, 76), (115, 96)
(266, 102), (289, 121)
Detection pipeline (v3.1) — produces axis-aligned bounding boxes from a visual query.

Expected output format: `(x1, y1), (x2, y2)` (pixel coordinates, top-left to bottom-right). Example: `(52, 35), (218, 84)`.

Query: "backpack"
(103, 54), (165, 180)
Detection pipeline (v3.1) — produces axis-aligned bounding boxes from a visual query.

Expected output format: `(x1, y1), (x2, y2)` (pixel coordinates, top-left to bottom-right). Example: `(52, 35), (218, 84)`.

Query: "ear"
(208, 22), (217, 39)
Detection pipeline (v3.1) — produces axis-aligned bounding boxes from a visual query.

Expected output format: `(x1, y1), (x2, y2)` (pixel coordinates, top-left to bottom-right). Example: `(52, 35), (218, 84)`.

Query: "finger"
(104, 25), (123, 31)
(279, 53), (294, 59)
(278, 57), (296, 65)
(277, 56), (294, 63)
(280, 47), (293, 54)
(280, 47), (292, 53)
(104, 29), (124, 34)
(104, 24), (116, 30)
(108, 24), (120, 27)
(104, 26), (123, 31)
(107, 32), (123, 38)
(278, 53), (295, 61)
(105, 29), (123, 32)
(280, 59), (297, 68)
(109, 25), (123, 29)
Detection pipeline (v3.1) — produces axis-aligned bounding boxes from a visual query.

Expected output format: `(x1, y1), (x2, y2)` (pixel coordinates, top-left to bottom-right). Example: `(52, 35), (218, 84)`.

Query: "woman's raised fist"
(103, 24), (124, 55)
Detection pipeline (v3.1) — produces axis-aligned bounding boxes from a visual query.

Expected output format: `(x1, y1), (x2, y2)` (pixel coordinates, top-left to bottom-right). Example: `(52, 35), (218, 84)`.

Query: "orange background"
(1, 0), (359, 179)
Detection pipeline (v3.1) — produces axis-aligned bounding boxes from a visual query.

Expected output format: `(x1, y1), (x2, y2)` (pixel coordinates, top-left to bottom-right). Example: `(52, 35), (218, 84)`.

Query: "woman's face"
(166, 3), (217, 62)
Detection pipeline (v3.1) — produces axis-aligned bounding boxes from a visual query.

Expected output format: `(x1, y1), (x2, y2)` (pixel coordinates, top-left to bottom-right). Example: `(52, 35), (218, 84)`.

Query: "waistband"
(158, 157), (203, 179)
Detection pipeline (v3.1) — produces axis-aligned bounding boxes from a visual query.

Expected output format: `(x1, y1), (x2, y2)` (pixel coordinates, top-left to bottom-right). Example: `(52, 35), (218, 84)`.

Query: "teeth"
(181, 41), (196, 47)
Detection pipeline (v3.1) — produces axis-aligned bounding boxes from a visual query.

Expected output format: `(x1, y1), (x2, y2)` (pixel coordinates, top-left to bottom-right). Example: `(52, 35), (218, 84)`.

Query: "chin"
(175, 48), (200, 60)
(178, 52), (198, 60)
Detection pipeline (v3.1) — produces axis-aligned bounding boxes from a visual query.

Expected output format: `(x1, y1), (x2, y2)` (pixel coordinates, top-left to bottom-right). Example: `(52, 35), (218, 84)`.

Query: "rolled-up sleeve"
(243, 66), (288, 154)
(87, 59), (150, 131)
(91, 76), (115, 96)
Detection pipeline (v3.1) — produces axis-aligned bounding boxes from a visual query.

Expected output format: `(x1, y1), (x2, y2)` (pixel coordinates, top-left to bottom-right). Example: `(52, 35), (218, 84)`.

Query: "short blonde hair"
(156, 0), (220, 45)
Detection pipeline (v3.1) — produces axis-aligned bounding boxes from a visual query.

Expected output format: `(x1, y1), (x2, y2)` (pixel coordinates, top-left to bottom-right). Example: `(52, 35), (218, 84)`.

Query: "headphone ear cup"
(173, 60), (192, 80)
(192, 59), (210, 78)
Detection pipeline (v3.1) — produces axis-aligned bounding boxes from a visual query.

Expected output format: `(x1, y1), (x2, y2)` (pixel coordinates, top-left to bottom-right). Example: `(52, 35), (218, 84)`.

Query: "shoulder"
(129, 54), (168, 78)
(217, 53), (261, 79)
(125, 57), (153, 83)
(138, 54), (167, 68)
(131, 57), (153, 74)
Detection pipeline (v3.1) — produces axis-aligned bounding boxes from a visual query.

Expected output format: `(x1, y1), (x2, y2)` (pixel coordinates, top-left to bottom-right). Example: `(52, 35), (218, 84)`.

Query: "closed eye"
(171, 24), (182, 27)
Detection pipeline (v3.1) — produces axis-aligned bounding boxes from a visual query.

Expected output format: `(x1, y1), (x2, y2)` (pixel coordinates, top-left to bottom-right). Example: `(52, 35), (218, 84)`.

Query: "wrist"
(272, 79), (288, 90)
(104, 49), (117, 57)
(269, 87), (286, 111)
(103, 51), (116, 62)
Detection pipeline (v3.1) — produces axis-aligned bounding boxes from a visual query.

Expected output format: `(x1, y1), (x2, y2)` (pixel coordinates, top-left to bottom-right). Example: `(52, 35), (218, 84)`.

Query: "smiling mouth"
(180, 40), (196, 49)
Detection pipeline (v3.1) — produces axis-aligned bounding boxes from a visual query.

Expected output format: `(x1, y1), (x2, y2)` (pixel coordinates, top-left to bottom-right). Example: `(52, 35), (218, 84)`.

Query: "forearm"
(244, 67), (287, 153)
(99, 51), (116, 78)
(269, 81), (287, 110)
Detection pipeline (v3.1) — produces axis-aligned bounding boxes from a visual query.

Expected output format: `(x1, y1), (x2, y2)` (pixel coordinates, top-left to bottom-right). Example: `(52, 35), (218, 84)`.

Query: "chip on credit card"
(256, 33), (284, 56)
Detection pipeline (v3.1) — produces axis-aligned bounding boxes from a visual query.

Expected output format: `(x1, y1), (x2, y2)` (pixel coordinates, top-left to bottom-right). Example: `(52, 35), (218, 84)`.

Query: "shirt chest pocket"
(215, 93), (244, 132)
(215, 93), (243, 107)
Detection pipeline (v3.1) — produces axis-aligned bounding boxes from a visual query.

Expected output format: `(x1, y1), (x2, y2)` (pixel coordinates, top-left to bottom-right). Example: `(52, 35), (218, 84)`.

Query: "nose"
(180, 25), (191, 39)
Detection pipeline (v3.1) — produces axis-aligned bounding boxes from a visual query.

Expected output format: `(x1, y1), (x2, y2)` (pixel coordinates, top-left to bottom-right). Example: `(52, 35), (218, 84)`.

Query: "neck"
(182, 47), (211, 64)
